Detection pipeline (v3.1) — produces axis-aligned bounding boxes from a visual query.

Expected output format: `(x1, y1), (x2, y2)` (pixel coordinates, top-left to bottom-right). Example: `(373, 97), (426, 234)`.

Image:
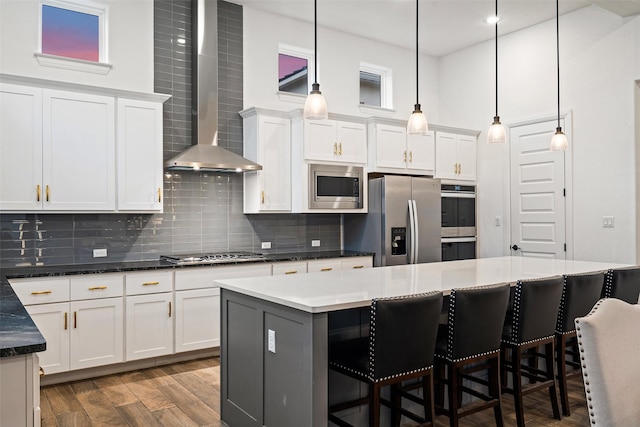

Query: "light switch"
(268, 329), (276, 353)
(312, 240), (320, 247)
(262, 241), (271, 249)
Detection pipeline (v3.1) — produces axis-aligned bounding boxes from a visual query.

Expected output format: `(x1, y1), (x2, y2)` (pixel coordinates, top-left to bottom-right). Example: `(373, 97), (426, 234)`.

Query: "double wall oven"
(441, 183), (476, 261)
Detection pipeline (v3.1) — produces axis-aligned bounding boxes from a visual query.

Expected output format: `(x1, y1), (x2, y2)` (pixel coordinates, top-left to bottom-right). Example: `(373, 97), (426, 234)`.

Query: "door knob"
(511, 244), (520, 251)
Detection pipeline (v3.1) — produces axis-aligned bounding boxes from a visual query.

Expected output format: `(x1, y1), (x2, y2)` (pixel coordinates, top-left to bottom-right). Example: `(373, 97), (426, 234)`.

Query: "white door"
(26, 303), (70, 374)
(510, 119), (566, 258)
(175, 288), (220, 353)
(259, 115), (291, 211)
(125, 293), (173, 360)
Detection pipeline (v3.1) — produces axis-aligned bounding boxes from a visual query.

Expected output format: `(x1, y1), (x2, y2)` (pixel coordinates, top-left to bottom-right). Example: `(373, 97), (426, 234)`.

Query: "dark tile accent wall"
(0, 0), (340, 268)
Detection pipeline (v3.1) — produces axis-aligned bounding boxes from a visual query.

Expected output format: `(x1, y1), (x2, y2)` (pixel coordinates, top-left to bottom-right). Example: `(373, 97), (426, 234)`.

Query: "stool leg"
(369, 383), (381, 427)
(556, 334), (571, 416)
(490, 356), (505, 427)
(448, 363), (460, 427)
(512, 348), (525, 427)
(424, 373), (436, 425)
(545, 341), (561, 420)
(390, 383), (401, 427)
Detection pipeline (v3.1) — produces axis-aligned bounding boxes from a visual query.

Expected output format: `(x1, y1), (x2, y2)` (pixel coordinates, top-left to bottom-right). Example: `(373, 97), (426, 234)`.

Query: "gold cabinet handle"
(168, 301), (172, 317)
(46, 185), (50, 202)
(320, 267), (333, 272)
(458, 163), (462, 174)
(409, 151), (413, 163)
(64, 312), (68, 330)
(88, 286), (107, 291)
(158, 188), (162, 203)
(30, 290), (52, 295)
(143, 281), (159, 286)
(454, 163), (458, 174)
(352, 265), (365, 269)
(261, 191), (265, 204)
(74, 311), (77, 329)
(37, 185), (41, 202)
(39, 367), (45, 378)
(404, 151), (407, 162)
(333, 142), (338, 155)
(285, 270), (298, 275)
(339, 143), (343, 156)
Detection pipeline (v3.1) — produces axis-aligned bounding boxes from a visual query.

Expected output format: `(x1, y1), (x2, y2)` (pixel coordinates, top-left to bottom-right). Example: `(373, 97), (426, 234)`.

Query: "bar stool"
(602, 266), (640, 304)
(500, 276), (563, 427)
(433, 283), (511, 427)
(555, 271), (605, 416)
(328, 291), (443, 427)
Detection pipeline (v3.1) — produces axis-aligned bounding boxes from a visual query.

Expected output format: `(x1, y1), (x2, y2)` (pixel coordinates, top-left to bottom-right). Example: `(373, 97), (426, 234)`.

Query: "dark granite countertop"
(0, 250), (372, 358)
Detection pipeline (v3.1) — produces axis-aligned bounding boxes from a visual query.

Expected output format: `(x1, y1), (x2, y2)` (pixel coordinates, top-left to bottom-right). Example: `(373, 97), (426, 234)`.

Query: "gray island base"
(217, 256), (628, 426)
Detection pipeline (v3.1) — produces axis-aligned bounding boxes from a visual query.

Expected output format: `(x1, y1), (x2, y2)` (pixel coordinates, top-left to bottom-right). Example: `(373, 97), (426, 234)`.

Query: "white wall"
(243, 7), (440, 122)
(439, 6), (640, 263)
(0, 0), (154, 93)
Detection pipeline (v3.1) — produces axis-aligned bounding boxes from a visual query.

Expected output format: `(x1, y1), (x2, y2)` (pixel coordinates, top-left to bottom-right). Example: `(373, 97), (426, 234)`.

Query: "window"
(278, 45), (313, 97)
(359, 63), (393, 110)
(37, 0), (110, 73)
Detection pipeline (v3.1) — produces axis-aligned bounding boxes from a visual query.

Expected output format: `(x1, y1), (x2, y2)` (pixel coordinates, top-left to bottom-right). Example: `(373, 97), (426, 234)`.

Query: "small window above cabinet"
(240, 108), (293, 213)
(434, 130), (478, 182)
(367, 118), (435, 175)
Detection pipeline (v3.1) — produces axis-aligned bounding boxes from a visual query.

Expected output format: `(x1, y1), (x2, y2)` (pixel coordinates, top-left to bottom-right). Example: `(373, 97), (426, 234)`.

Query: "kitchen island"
(216, 256), (629, 427)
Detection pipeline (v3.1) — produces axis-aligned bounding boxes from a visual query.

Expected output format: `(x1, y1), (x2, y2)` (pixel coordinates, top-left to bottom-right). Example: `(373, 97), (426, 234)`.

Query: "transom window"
(278, 45), (313, 96)
(360, 63), (393, 109)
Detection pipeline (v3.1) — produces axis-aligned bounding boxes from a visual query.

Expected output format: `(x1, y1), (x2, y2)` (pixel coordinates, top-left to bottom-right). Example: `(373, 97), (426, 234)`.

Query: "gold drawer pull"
(74, 311), (77, 329)
(261, 191), (265, 204)
(31, 290), (52, 295)
(39, 367), (45, 377)
(158, 187), (162, 203)
(64, 312), (68, 330)
(37, 185), (41, 202)
(320, 267), (333, 272)
(143, 281), (160, 286)
(88, 286), (107, 291)
(352, 265), (365, 269)
(168, 301), (172, 317)
(285, 271), (298, 275)
(46, 185), (50, 202)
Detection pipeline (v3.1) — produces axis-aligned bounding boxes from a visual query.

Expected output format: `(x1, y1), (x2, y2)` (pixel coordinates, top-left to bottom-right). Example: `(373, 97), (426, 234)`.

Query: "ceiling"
(231, 0), (640, 57)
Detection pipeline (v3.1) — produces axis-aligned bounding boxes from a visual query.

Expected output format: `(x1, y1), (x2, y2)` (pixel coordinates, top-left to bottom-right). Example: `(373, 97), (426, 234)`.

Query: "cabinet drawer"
(342, 256), (373, 270)
(125, 270), (173, 295)
(9, 277), (70, 305)
(70, 274), (124, 300)
(272, 261), (307, 276)
(175, 264), (272, 291)
(307, 259), (342, 273)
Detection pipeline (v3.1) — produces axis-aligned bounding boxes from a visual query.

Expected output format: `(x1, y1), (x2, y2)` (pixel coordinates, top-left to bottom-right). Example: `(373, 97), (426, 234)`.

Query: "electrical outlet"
(311, 240), (320, 247)
(495, 216), (502, 227)
(603, 216), (615, 228)
(261, 241), (271, 249)
(93, 248), (107, 258)
(268, 329), (276, 353)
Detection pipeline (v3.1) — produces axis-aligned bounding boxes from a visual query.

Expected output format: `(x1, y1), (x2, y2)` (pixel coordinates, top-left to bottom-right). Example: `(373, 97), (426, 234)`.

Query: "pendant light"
(487, 0), (506, 144)
(550, 0), (568, 151)
(407, 0), (428, 135)
(303, 0), (328, 120)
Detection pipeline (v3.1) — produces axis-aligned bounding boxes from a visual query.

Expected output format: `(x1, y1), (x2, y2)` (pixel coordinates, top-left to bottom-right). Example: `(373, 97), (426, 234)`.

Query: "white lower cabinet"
(24, 302), (69, 375)
(0, 353), (40, 427)
(175, 288), (220, 352)
(125, 293), (173, 360)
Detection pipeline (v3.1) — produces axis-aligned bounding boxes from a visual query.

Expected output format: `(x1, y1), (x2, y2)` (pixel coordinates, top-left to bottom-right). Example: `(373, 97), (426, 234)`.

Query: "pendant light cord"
(415, 0), (419, 106)
(495, 0), (499, 118)
(314, 0), (318, 85)
(556, 0), (561, 128)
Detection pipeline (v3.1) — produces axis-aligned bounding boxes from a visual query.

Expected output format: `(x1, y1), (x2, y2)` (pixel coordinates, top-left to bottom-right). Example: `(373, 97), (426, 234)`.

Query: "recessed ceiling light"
(486, 16), (500, 24)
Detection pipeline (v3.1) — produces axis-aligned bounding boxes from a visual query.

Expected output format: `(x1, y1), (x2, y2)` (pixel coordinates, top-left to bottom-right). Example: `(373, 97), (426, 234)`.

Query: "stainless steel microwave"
(309, 164), (363, 209)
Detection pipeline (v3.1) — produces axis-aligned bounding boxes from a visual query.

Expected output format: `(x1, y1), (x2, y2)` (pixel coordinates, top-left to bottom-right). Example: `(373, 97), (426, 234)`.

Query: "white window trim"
(37, 0), (111, 73)
(359, 62), (393, 110)
(277, 44), (314, 103)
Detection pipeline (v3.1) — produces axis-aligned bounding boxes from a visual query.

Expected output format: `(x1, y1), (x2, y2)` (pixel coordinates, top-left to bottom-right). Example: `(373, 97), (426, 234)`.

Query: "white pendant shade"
(303, 91), (328, 120)
(487, 118), (506, 144)
(550, 127), (568, 151)
(407, 109), (429, 135)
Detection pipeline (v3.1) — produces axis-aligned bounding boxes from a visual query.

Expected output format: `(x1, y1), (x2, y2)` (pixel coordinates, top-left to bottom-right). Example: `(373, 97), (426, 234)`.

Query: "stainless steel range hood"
(164, 0), (261, 173)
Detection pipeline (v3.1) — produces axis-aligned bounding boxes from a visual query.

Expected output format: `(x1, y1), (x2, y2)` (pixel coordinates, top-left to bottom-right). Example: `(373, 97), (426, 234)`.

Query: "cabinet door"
(407, 130), (435, 173)
(304, 120), (337, 161)
(258, 115), (291, 211)
(42, 90), (115, 211)
(25, 303), (70, 375)
(435, 132), (458, 180)
(70, 298), (123, 370)
(456, 134), (477, 181)
(175, 288), (220, 352)
(336, 121), (367, 163)
(125, 293), (173, 360)
(0, 84), (43, 210)
(374, 124), (406, 170)
(116, 98), (163, 211)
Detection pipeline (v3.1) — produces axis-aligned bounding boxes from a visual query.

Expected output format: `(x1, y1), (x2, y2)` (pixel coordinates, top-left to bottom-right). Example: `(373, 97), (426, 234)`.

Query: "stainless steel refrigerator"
(344, 175), (441, 266)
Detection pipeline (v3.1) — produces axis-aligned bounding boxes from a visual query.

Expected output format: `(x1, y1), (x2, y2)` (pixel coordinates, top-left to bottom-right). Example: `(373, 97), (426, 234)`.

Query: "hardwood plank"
(43, 384), (85, 415)
(116, 401), (163, 427)
(75, 388), (130, 426)
(153, 406), (200, 427)
(94, 375), (140, 407)
(124, 378), (175, 412)
(55, 411), (93, 427)
(39, 387), (59, 427)
(158, 382), (220, 426)
(171, 371), (220, 413)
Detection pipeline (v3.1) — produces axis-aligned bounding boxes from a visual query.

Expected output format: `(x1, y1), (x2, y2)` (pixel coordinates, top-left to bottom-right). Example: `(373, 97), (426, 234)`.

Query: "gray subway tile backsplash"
(0, 0), (340, 268)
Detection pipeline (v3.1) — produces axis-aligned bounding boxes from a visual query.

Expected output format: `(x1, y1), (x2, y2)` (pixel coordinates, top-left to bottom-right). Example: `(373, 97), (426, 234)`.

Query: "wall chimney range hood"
(164, 0), (261, 173)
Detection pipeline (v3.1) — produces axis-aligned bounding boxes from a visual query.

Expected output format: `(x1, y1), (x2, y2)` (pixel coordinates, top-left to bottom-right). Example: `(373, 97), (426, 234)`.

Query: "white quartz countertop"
(214, 256), (630, 313)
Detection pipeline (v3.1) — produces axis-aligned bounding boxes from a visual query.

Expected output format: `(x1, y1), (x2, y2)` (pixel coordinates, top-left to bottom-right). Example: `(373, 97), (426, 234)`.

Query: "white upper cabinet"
(241, 108), (292, 213)
(368, 120), (435, 175)
(0, 78), (169, 212)
(0, 83), (43, 210)
(303, 119), (367, 164)
(116, 98), (163, 212)
(43, 89), (116, 211)
(435, 131), (477, 181)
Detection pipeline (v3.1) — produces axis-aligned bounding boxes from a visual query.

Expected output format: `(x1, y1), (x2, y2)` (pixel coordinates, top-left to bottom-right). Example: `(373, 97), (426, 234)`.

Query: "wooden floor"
(40, 356), (590, 427)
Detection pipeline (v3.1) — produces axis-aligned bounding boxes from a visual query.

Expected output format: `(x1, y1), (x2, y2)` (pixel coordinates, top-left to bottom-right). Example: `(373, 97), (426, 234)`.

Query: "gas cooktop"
(160, 252), (266, 265)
